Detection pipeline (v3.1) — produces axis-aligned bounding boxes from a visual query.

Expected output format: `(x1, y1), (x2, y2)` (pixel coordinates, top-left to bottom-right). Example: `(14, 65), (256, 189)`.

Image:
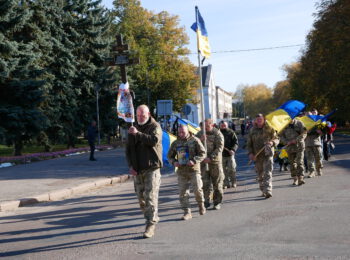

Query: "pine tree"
(0, 0), (48, 155)
(65, 0), (115, 147)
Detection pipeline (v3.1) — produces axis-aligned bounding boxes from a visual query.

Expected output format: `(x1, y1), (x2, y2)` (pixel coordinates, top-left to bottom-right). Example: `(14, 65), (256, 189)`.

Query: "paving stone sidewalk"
(0, 148), (132, 211)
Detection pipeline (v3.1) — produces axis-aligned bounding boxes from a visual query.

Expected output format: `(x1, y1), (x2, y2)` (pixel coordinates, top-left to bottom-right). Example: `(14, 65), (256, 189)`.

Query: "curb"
(0, 174), (131, 213)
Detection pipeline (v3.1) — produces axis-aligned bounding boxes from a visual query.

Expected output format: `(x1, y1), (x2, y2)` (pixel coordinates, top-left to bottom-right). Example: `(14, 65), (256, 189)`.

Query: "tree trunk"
(14, 139), (23, 156)
(67, 136), (75, 149)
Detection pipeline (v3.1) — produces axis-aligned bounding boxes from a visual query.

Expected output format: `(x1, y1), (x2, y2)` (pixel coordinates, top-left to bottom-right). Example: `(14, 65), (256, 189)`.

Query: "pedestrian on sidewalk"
(196, 118), (225, 210)
(167, 124), (207, 220)
(126, 104), (163, 239)
(87, 120), (98, 161)
(280, 118), (307, 186)
(247, 114), (279, 198)
(220, 121), (239, 189)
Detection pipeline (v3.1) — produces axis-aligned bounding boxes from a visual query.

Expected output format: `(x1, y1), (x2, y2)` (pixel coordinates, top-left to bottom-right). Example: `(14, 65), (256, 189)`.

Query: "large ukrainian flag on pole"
(191, 7), (211, 59)
(265, 100), (306, 133)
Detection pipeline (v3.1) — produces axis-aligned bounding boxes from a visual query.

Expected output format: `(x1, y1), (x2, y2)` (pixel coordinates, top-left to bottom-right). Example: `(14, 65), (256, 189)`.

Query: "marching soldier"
(247, 114), (279, 198)
(167, 124), (207, 220)
(305, 126), (323, 177)
(196, 119), (225, 210)
(280, 118), (307, 185)
(126, 105), (162, 238)
(219, 121), (239, 189)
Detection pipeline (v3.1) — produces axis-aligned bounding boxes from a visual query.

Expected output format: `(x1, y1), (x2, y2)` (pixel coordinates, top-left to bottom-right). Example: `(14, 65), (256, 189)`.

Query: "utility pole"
(96, 85), (101, 145)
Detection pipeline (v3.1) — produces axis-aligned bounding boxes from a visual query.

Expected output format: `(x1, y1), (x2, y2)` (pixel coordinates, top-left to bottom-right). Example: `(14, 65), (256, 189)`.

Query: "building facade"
(185, 64), (232, 125)
(216, 86), (233, 121)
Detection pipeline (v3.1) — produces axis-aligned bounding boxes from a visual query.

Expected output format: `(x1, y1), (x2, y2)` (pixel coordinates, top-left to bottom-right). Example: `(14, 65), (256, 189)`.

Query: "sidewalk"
(0, 136), (246, 212)
(0, 148), (133, 212)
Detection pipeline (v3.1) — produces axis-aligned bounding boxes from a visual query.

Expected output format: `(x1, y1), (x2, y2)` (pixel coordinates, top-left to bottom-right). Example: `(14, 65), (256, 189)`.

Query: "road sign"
(157, 100), (173, 116)
(182, 104), (192, 116)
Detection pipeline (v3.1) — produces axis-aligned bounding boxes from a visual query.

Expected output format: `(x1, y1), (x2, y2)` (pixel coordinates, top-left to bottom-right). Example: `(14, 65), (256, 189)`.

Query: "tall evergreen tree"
(66, 0), (115, 147)
(24, 0), (80, 147)
(0, 0), (48, 155)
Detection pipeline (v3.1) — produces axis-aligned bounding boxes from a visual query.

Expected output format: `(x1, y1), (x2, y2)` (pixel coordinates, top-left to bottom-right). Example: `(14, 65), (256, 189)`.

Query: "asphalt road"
(0, 135), (349, 259)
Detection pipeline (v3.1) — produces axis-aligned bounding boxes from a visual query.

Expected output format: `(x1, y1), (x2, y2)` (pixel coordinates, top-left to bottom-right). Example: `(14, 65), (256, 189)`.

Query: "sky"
(101, 0), (319, 93)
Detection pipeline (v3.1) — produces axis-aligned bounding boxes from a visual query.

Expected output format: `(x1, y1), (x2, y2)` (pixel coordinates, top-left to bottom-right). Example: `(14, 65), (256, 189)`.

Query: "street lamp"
(95, 84), (101, 145)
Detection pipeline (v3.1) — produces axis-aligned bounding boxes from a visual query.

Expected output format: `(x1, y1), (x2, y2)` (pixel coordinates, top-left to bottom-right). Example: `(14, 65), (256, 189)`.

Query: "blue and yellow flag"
(298, 109), (337, 131)
(298, 115), (324, 131)
(191, 7), (211, 59)
(162, 130), (177, 165)
(177, 118), (200, 135)
(265, 100), (306, 133)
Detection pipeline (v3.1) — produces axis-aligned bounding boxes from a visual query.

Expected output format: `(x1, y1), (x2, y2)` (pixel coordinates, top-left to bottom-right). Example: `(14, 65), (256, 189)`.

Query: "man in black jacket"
(220, 121), (239, 188)
(126, 105), (163, 238)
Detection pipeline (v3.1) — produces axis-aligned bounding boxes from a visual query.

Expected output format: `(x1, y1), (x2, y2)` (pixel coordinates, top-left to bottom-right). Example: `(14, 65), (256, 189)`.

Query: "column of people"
(126, 105), (334, 238)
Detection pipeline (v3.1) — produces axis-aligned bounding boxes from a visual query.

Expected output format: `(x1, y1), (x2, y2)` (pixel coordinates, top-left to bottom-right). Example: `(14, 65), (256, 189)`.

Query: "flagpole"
(195, 6), (208, 171)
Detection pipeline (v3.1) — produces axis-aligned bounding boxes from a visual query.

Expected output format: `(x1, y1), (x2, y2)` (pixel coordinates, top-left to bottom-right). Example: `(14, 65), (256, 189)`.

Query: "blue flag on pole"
(191, 7), (211, 59)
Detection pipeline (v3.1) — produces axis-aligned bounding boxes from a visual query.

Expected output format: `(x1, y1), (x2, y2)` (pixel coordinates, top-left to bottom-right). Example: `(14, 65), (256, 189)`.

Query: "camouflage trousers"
(222, 156), (237, 186)
(201, 163), (224, 205)
(134, 168), (161, 225)
(287, 149), (305, 177)
(255, 156), (273, 194)
(177, 170), (204, 212)
(306, 146), (323, 173)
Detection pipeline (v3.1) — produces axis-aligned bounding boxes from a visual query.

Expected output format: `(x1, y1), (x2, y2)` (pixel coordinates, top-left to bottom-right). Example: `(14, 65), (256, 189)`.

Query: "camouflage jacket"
(279, 119), (307, 152)
(247, 123), (279, 156)
(167, 134), (206, 172)
(305, 128), (322, 147)
(196, 127), (224, 164)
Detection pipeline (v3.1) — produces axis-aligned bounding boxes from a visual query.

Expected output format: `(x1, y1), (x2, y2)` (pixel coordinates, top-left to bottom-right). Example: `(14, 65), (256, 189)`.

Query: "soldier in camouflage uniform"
(126, 105), (163, 238)
(167, 124), (207, 220)
(219, 121), (239, 189)
(305, 127), (323, 178)
(196, 119), (225, 210)
(247, 114), (279, 198)
(280, 118), (307, 185)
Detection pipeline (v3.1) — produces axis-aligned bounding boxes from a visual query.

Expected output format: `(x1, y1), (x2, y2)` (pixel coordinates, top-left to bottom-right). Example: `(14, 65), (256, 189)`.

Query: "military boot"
(298, 176), (305, 186)
(308, 171), (316, 178)
(316, 169), (323, 176)
(292, 177), (298, 186)
(181, 209), (192, 220)
(204, 200), (210, 209)
(265, 192), (272, 198)
(143, 224), (155, 238)
(213, 203), (222, 210)
(198, 203), (206, 215)
(232, 181), (237, 188)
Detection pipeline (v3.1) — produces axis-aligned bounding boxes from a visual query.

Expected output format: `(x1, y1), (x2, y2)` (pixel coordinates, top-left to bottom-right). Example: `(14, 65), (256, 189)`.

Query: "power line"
(208, 44), (304, 54)
(151, 44), (304, 56)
